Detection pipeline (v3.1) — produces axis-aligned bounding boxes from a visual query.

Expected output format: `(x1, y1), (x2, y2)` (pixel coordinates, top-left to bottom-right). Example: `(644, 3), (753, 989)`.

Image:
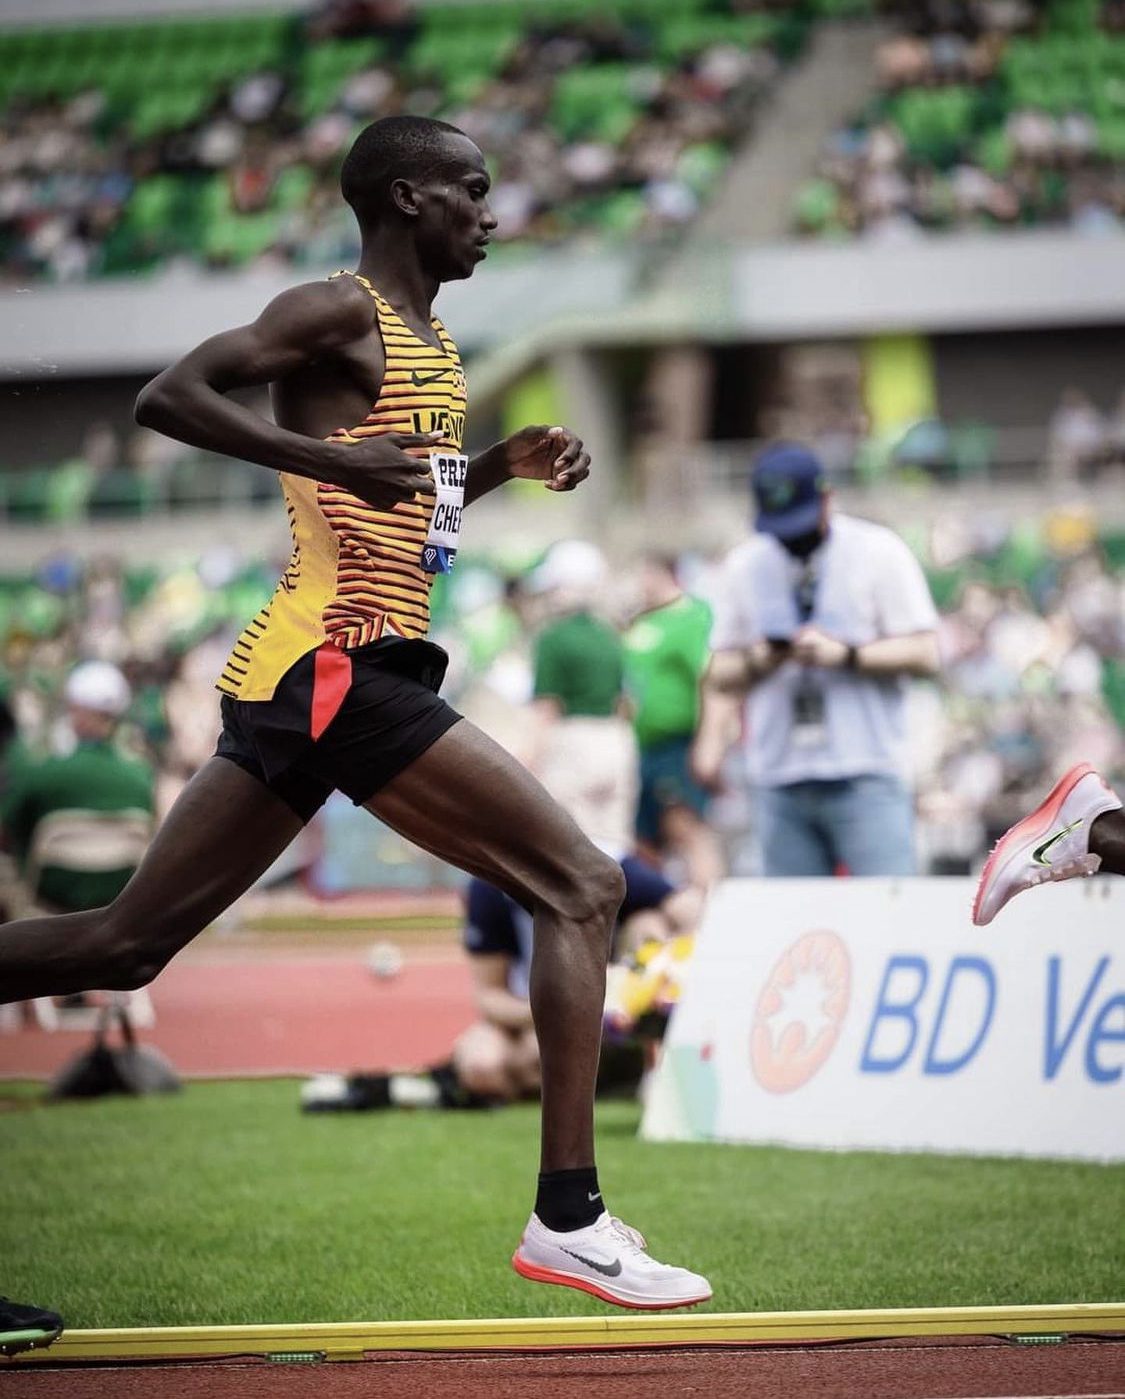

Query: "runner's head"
(341, 116), (496, 281)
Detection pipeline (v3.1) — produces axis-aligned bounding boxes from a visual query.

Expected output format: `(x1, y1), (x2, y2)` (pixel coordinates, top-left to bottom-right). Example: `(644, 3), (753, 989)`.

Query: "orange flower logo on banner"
(750, 930), (851, 1094)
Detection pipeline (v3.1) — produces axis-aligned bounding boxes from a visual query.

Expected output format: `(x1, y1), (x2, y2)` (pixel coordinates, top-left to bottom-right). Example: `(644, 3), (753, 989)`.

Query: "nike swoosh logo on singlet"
(1032, 819), (1082, 866)
(560, 1248), (623, 1277)
(411, 368), (453, 388)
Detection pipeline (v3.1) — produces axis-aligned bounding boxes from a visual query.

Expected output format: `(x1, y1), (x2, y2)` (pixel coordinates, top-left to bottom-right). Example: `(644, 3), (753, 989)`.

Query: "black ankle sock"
(535, 1167), (603, 1232)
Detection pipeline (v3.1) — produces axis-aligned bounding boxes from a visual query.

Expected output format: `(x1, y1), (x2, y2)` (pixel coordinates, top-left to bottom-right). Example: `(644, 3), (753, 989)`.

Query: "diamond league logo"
(750, 931), (851, 1094)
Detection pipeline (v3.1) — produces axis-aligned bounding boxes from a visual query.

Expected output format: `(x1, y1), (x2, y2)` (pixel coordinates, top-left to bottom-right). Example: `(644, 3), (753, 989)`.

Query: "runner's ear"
(390, 177), (420, 219)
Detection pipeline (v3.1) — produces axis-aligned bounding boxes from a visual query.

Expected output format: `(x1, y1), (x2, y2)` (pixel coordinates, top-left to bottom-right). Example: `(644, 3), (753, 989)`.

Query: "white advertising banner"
(642, 877), (1125, 1161)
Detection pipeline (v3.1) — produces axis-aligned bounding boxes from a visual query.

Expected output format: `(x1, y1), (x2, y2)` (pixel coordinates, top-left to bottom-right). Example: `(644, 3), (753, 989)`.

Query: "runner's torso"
(218, 273), (467, 701)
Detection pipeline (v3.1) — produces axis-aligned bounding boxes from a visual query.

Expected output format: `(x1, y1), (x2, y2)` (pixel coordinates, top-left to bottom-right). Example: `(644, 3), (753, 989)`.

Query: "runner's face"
(415, 137), (497, 282)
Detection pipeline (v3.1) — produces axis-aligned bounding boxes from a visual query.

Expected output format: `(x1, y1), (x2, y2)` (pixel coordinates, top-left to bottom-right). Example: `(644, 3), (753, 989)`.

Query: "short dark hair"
(340, 115), (469, 224)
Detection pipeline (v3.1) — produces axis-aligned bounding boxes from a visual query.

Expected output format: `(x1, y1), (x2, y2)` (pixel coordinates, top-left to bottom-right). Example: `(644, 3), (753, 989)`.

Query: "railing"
(691, 424), (1056, 494)
(0, 455), (279, 525)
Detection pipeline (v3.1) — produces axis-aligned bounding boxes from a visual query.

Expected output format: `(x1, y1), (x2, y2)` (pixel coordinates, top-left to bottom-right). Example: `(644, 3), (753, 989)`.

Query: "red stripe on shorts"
(310, 642), (353, 741)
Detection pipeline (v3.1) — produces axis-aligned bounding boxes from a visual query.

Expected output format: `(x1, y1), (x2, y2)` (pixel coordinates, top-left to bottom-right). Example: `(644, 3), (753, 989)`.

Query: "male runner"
(972, 762), (1123, 925)
(0, 116), (710, 1312)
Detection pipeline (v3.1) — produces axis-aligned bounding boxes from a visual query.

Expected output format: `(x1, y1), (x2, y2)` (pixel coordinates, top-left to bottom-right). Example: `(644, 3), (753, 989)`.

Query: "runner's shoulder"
(263, 275), (377, 348)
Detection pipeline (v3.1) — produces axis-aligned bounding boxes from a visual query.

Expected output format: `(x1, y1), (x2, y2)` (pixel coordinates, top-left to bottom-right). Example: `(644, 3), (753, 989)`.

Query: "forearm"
(464, 442), (512, 506)
(855, 632), (940, 678)
(135, 370), (341, 485)
(705, 645), (784, 696)
(479, 987), (535, 1031)
(696, 686), (741, 752)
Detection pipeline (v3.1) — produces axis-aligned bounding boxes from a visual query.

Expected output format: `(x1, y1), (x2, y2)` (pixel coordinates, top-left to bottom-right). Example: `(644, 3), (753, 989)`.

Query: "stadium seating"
(794, 0), (1125, 238)
(0, 0), (839, 282)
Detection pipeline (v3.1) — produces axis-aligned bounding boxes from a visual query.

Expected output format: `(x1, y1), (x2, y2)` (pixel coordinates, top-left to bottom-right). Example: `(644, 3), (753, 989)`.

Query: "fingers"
(387, 430), (444, 448)
(551, 427), (582, 468)
(547, 449), (590, 491)
(545, 424), (588, 491)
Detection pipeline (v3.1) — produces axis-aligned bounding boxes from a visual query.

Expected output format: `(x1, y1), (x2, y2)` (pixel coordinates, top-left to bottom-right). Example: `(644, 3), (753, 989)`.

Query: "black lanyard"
(794, 560), (819, 625)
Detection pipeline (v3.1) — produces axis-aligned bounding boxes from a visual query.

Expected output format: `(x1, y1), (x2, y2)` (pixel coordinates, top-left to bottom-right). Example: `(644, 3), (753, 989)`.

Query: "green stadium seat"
(551, 66), (646, 142)
(594, 188), (646, 236)
(974, 128), (1013, 176)
(422, 1), (522, 32)
(676, 141), (726, 194)
(203, 209), (282, 266)
(4, 470), (56, 524)
(409, 27), (516, 84)
(124, 176), (181, 237)
(1097, 116), (1125, 159)
(86, 469), (153, 519)
(793, 177), (842, 234)
(273, 166), (315, 211)
(658, 13), (778, 60)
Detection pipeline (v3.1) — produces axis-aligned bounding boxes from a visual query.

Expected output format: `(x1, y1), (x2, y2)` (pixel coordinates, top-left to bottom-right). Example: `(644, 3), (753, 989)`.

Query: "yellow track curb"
(9, 1303), (1125, 1364)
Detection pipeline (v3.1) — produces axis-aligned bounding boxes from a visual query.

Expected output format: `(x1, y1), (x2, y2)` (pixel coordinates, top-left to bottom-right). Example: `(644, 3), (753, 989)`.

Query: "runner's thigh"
(111, 757), (304, 948)
(365, 719), (606, 903)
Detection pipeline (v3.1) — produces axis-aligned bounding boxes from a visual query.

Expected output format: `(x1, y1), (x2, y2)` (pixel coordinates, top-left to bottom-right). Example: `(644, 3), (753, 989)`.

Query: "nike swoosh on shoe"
(1032, 819), (1082, 866)
(560, 1248), (623, 1277)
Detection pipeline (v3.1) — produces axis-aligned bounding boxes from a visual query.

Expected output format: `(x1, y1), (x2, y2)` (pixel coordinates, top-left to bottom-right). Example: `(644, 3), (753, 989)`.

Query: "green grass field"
(2, 1080), (1123, 1329)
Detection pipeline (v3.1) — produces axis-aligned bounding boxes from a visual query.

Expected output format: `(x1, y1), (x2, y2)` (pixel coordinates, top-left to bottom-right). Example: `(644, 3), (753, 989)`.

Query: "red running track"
(0, 953), (477, 1080)
(5, 1339), (1125, 1398)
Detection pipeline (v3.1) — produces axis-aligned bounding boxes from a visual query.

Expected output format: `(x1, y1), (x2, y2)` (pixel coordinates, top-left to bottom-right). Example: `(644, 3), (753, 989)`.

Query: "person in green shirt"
(624, 554), (722, 890)
(528, 541), (638, 856)
(2, 662), (155, 916)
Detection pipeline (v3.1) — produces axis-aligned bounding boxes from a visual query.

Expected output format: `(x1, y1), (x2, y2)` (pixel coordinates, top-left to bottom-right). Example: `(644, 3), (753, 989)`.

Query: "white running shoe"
(512, 1211), (712, 1310)
(972, 763), (1121, 927)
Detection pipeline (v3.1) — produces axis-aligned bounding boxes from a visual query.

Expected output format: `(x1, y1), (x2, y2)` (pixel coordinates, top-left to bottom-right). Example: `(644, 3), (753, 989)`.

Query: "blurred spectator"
(527, 540), (637, 857)
(1, 5), (795, 282)
(300, 858), (693, 1112)
(1047, 387), (1108, 482)
(1, 661), (154, 917)
(797, 0), (1123, 241)
(695, 443), (940, 877)
(623, 553), (722, 890)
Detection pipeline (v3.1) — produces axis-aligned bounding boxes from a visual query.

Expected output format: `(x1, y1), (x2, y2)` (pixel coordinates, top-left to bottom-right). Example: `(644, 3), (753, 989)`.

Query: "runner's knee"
(96, 909), (178, 990)
(548, 850), (625, 933)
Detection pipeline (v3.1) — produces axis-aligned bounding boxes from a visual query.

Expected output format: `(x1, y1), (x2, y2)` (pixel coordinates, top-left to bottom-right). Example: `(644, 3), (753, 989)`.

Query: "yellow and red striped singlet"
(217, 273), (467, 702)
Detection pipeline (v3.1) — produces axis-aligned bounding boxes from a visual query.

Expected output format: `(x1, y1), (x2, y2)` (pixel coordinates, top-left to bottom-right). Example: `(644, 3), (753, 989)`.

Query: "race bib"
(420, 452), (467, 574)
(791, 673), (828, 750)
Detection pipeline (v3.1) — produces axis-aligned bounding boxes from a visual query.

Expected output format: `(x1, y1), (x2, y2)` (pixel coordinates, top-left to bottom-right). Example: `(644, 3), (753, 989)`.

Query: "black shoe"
(300, 1072), (394, 1112)
(0, 1297), (64, 1357)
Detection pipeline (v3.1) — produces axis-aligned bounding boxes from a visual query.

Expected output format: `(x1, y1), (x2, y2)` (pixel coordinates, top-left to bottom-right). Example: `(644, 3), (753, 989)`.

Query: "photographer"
(693, 443), (939, 877)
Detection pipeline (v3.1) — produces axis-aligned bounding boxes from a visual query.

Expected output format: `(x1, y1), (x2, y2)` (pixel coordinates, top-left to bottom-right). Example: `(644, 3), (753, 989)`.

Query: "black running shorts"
(215, 637), (461, 823)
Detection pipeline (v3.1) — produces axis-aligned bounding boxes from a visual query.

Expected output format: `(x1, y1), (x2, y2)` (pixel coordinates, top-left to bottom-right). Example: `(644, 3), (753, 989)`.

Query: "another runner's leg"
(368, 719), (711, 1309)
(1091, 807), (1125, 874)
(0, 759), (303, 1003)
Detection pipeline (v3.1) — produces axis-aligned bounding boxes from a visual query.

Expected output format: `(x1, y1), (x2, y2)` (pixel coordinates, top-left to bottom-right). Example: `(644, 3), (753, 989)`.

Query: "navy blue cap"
(751, 442), (826, 539)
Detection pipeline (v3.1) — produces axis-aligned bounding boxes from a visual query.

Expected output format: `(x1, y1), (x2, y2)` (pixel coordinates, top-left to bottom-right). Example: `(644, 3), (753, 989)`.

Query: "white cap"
(64, 661), (131, 718)
(530, 539), (608, 595)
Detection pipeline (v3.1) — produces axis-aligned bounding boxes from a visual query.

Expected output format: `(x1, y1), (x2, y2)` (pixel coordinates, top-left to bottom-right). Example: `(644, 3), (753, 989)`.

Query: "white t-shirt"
(710, 514), (938, 786)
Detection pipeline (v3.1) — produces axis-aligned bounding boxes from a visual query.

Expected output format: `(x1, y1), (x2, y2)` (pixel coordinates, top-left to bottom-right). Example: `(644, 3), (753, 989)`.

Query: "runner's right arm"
(134, 280), (438, 511)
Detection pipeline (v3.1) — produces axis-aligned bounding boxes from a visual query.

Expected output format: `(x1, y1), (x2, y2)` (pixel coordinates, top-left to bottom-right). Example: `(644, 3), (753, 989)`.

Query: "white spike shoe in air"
(972, 763), (1121, 927)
